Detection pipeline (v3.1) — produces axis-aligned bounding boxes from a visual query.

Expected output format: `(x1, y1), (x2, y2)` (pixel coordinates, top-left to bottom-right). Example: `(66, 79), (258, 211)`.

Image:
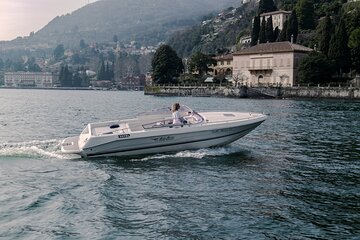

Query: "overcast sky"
(0, 0), (97, 41)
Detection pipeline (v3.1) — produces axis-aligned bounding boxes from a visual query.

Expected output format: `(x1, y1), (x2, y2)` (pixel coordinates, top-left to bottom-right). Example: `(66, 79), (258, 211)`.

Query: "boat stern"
(61, 136), (85, 156)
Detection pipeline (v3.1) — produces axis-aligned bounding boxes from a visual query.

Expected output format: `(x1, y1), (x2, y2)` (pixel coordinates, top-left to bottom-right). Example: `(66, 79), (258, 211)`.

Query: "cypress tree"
(251, 15), (261, 46)
(259, 16), (267, 43)
(61, 65), (72, 87)
(106, 63), (110, 80)
(296, 0), (315, 30)
(79, 39), (86, 49)
(97, 61), (106, 80)
(0, 58), (4, 71)
(328, 18), (351, 73)
(265, 16), (274, 42)
(274, 27), (280, 42)
(317, 14), (332, 57)
(286, 10), (299, 43)
(278, 20), (288, 42)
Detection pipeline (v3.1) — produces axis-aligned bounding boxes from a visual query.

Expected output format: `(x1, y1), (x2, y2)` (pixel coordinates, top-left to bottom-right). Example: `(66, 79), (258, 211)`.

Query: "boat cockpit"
(139, 105), (204, 129)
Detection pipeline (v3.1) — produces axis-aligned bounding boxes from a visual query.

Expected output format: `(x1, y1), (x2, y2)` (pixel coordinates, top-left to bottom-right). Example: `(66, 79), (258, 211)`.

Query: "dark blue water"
(0, 89), (359, 239)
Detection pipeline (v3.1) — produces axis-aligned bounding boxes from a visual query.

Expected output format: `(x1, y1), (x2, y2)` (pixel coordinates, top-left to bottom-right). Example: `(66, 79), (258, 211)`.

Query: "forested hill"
(167, 0), (360, 58)
(167, 2), (255, 57)
(0, 0), (239, 50)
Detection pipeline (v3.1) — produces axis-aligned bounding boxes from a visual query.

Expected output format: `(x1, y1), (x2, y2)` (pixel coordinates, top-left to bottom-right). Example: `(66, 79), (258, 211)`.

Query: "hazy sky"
(0, 0), (97, 41)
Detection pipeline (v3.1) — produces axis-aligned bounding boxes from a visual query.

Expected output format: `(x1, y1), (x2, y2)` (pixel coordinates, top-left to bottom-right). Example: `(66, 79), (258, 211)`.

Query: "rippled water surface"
(0, 89), (359, 239)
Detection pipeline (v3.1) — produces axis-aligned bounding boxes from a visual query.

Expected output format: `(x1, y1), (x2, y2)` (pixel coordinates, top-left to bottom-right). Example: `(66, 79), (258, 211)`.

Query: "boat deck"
(201, 112), (263, 124)
(92, 123), (131, 136)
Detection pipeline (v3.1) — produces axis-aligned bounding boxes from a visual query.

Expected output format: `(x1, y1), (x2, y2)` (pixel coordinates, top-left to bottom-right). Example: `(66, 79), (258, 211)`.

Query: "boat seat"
(128, 122), (144, 132)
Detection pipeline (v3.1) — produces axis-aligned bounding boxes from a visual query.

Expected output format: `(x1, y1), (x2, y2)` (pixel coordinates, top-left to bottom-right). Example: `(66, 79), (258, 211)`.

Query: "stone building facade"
(211, 54), (233, 77)
(232, 42), (313, 87)
(4, 72), (59, 88)
(259, 10), (291, 30)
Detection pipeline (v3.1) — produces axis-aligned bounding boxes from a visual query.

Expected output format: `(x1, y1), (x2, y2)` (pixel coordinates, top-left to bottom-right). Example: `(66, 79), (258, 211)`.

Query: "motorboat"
(61, 105), (267, 158)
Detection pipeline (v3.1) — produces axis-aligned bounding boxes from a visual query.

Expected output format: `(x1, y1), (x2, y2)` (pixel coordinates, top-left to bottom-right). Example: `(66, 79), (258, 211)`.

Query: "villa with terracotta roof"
(232, 42), (313, 87)
(210, 54), (233, 77)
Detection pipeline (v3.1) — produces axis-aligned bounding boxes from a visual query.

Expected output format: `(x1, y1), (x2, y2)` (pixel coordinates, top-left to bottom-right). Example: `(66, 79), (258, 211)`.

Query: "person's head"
(172, 103), (180, 112)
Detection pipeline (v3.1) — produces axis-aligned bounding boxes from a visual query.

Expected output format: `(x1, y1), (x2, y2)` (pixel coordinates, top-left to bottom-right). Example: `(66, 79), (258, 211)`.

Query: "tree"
(298, 52), (335, 84)
(278, 21), (288, 42)
(25, 57), (41, 72)
(317, 14), (332, 57)
(273, 27), (280, 42)
(286, 10), (299, 43)
(104, 62), (114, 81)
(113, 35), (118, 43)
(188, 51), (216, 76)
(59, 65), (72, 87)
(296, 0), (315, 30)
(258, 0), (277, 14)
(97, 61), (106, 80)
(265, 16), (274, 42)
(259, 16), (267, 43)
(348, 28), (360, 73)
(348, 28), (360, 49)
(251, 15), (261, 46)
(151, 45), (184, 84)
(80, 39), (86, 49)
(54, 44), (65, 60)
(232, 72), (248, 87)
(0, 58), (4, 70)
(328, 18), (351, 73)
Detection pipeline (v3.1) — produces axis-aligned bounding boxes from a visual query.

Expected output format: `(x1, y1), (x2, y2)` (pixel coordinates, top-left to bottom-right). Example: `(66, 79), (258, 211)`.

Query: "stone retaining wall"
(145, 85), (360, 99)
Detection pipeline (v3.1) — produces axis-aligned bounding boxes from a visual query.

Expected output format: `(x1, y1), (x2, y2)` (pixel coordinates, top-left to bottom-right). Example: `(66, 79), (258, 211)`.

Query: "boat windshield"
(141, 105), (204, 129)
(138, 105), (193, 117)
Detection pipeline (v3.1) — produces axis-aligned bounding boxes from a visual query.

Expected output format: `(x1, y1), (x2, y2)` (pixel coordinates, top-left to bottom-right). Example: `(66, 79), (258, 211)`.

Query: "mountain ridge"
(0, 0), (239, 50)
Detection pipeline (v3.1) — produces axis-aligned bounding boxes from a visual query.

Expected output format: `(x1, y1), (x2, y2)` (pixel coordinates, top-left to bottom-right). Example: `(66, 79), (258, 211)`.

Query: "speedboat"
(61, 105), (267, 158)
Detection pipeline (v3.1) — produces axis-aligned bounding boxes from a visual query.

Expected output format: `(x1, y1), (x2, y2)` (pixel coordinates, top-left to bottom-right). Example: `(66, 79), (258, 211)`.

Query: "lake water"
(0, 89), (359, 239)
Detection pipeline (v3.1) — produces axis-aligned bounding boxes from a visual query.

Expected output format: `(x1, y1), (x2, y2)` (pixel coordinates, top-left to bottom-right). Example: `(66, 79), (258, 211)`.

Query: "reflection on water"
(0, 89), (359, 239)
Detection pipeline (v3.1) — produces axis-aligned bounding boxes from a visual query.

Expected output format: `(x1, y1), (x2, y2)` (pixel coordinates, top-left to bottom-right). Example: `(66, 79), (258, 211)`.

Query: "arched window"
(226, 68), (232, 76)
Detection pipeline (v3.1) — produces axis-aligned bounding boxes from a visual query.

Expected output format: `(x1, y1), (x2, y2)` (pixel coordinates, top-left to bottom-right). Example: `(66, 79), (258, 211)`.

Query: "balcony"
(248, 65), (273, 71)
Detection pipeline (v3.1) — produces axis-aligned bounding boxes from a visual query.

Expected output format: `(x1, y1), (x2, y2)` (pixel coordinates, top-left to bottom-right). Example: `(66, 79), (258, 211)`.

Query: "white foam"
(133, 146), (242, 162)
(0, 139), (74, 160)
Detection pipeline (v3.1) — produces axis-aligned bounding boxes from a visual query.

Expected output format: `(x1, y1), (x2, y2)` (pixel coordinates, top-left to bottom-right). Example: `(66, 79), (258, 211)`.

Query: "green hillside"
(167, 0), (360, 58)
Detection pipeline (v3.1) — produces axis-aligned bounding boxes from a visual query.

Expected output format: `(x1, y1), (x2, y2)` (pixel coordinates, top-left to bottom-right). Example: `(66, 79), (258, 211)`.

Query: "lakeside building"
(232, 41), (313, 87)
(239, 36), (252, 44)
(258, 10), (291, 31)
(4, 72), (59, 88)
(211, 54), (233, 77)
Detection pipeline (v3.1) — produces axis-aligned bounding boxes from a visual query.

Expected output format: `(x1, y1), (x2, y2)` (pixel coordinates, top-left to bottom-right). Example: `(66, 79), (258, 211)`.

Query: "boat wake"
(0, 139), (74, 160)
(133, 146), (244, 162)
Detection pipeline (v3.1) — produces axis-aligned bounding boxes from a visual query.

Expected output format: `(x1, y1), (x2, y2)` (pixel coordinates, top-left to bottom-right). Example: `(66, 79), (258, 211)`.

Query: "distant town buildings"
(4, 72), (59, 88)
(242, 0), (260, 4)
(232, 42), (313, 86)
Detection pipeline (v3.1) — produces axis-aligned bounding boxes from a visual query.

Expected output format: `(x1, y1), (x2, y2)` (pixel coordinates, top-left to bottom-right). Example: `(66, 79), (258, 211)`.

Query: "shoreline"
(144, 85), (360, 100)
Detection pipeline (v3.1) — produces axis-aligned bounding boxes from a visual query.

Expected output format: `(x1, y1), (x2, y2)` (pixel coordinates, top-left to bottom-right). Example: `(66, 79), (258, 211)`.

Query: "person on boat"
(171, 103), (182, 125)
